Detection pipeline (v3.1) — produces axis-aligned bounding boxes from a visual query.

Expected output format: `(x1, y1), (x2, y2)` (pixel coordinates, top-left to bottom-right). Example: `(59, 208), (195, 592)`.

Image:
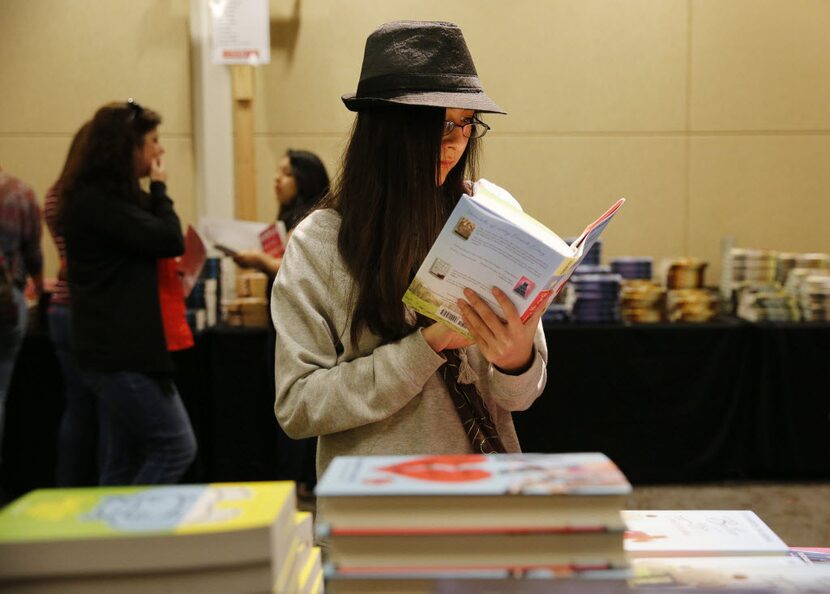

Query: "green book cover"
(0, 482), (296, 580)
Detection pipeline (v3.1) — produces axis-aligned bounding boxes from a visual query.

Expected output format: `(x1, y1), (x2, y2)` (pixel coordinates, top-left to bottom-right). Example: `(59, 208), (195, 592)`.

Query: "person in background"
(271, 21), (549, 496)
(0, 166), (43, 469)
(232, 149), (330, 276)
(59, 100), (196, 485)
(233, 149), (329, 497)
(44, 123), (102, 486)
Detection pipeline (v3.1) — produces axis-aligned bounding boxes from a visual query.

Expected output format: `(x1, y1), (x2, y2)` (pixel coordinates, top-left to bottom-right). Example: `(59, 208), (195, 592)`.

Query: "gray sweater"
(271, 209), (548, 485)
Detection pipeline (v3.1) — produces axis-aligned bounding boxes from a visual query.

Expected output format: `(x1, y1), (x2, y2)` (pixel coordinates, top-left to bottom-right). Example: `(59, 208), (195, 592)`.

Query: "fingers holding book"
(458, 287), (537, 374)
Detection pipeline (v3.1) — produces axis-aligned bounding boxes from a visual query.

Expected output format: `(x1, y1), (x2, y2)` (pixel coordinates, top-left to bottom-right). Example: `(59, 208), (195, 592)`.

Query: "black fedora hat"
(342, 20), (506, 114)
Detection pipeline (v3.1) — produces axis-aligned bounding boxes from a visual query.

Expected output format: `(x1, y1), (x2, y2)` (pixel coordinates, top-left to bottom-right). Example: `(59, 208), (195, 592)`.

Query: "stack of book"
(623, 509), (830, 590)
(316, 452), (632, 593)
(277, 510), (323, 594)
(0, 481), (321, 593)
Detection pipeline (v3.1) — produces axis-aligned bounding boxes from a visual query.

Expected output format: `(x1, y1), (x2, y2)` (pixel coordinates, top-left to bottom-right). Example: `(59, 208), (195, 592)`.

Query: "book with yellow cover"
(0, 482), (296, 584)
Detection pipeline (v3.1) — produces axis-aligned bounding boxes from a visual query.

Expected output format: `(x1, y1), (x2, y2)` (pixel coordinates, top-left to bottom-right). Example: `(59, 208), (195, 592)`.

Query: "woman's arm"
(79, 182), (184, 258)
(272, 212), (446, 439)
(233, 251), (282, 276)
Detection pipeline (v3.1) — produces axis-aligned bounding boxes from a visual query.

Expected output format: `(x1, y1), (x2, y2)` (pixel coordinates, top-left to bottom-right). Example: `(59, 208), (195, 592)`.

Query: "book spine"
(522, 289), (553, 322)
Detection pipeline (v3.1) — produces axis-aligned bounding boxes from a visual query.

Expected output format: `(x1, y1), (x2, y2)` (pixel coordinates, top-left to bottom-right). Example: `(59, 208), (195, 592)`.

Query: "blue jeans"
(82, 371), (197, 485)
(48, 304), (100, 486)
(0, 288), (27, 464)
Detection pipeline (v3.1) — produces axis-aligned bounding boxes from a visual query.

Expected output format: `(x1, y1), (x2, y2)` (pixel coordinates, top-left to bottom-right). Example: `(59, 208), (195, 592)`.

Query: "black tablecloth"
(4, 320), (829, 496)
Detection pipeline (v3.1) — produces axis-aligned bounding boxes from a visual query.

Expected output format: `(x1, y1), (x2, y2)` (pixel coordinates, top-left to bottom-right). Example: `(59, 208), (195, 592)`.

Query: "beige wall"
(2, 0), (829, 285)
(0, 0), (194, 278)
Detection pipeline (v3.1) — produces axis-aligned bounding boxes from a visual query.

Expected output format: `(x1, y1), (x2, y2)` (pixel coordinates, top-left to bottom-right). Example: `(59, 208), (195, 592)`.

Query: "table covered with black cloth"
(3, 320), (829, 497)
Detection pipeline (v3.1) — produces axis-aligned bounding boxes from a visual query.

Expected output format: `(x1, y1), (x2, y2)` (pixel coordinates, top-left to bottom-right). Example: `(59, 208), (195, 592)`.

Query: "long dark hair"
(54, 122), (91, 189)
(278, 149), (330, 231)
(319, 105), (480, 345)
(59, 101), (161, 227)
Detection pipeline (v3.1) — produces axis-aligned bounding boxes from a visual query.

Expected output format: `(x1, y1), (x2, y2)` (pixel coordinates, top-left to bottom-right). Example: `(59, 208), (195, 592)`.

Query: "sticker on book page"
(437, 306), (467, 329)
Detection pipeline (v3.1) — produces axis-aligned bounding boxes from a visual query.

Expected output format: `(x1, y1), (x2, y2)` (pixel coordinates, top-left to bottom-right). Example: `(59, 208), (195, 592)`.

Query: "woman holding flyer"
(232, 149), (329, 276)
(234, 150), (329, 497)
(272, 21), (549, 483)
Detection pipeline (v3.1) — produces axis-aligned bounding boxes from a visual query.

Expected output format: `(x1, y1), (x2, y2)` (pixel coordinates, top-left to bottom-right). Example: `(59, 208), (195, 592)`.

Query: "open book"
(200, 217), (288, 258)
(402, 179), (625, 337)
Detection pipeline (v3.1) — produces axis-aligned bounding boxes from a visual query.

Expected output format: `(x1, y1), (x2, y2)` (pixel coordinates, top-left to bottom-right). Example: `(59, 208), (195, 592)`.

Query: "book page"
(403, 195), (572, 336)
(200, 217), (269, 254)
(178, 225), (207, 297)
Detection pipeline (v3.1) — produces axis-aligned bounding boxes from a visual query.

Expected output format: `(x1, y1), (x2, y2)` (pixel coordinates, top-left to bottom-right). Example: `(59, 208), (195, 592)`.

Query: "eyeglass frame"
(442, 117), (490, 139)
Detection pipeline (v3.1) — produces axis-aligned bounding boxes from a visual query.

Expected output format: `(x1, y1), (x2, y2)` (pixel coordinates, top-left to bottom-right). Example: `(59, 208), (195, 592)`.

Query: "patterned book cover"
(316, 453), (631, 497)
(0, 482), (296, 580)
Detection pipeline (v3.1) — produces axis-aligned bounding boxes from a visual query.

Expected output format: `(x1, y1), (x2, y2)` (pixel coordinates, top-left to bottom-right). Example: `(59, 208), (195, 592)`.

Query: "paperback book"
(0, 482), (296, 591)
(402, 179), (624, 337)
(200, 217), (287, 258)
(622, 510), (789, 558)
(315, 453), (631, 532)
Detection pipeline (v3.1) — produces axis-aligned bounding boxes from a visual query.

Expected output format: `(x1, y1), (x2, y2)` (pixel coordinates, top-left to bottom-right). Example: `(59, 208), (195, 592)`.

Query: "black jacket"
(64, 180), (184, 373)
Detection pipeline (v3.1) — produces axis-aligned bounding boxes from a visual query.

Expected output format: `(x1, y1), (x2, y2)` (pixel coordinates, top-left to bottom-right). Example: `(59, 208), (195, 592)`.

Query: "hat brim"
(341, 91), (506, 114)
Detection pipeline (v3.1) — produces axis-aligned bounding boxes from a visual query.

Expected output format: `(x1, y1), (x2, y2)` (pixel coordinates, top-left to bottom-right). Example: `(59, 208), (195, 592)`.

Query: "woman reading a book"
(232, 149), (329, 276)
(272, 22), (549, 487)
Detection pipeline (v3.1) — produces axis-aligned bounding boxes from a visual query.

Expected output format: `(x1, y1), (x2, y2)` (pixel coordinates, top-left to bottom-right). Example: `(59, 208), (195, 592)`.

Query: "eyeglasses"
(442, 118), (490, 139)
(126, 98), (143, 121)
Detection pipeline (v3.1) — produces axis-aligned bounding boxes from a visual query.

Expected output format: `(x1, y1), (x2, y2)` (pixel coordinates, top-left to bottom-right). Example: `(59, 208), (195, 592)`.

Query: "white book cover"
(316, 453), (631, 497)
(199, 216), (269, 256)
(402, 179), (624, 337)
(622, 510), (789, 558)
(632, 555), (830, 590)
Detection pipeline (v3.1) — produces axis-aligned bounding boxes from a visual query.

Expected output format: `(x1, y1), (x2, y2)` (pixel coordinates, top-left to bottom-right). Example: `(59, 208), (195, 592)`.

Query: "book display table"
(4, 320), (830, 496)
(513, 319), (830, 483)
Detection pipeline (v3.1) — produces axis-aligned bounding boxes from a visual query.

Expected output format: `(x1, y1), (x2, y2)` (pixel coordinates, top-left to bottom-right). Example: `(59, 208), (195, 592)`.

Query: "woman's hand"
(458, 287), (549, 373)
(150, 157), (167, 183)
(233, 251), (283, 276)
(421, 321), (473, 353)
(232, 250), (264, 270)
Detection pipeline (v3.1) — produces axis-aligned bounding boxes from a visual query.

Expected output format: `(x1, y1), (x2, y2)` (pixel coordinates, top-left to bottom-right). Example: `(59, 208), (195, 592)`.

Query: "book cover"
(631, 555), (830, 590)
(316, 453), (631, 497)
(258, 220), (288, 258)
(790, 547), (830, 565)
(178, 224), (207, 297)
(0, 482), (296, 581)
(316, 454), (630, 532)
(402, 179), (624, 337)
(297, 545), (323, 594)
(622, 510), (789, 558)
(200, 216), (269, 255)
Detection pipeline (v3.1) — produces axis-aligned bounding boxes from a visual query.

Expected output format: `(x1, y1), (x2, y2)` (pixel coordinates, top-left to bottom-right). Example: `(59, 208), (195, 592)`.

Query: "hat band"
(356, 72), (483, 98)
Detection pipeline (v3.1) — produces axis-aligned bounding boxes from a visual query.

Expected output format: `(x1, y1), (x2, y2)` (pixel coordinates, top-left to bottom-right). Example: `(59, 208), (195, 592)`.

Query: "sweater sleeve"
(483, 322), (548, 412)
(271, 211), (447, 439)
(79, 182), (184, 258)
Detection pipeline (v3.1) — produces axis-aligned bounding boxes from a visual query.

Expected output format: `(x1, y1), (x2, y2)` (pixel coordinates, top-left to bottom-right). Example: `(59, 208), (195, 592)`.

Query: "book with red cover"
(316, 453), (630, 533)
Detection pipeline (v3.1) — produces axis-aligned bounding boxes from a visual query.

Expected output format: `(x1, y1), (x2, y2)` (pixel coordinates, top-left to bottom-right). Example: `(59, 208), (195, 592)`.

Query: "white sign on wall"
(210, 0), (270, 65)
